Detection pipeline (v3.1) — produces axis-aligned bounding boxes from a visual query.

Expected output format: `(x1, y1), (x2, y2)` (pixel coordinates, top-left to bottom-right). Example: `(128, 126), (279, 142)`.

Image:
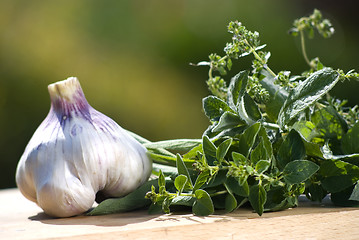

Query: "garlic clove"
(16, 77), (152, 217)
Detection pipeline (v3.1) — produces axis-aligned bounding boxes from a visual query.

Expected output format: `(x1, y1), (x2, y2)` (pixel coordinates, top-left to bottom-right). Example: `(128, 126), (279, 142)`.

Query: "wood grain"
(1, 188), (358, 240)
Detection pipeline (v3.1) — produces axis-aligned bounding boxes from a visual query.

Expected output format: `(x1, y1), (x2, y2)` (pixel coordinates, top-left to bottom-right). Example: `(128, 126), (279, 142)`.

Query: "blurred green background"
(1, 0), (358, 189)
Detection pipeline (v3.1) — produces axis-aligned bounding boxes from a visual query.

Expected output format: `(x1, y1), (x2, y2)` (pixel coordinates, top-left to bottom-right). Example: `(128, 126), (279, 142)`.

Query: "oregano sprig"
(290, 9), (334, 68)
(89, 9), (359, 217)
(199, 20), (276, 103)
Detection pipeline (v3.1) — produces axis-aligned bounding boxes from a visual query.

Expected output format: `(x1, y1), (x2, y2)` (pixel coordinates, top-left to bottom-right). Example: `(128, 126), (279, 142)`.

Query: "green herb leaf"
(322, 153), (359, 167)
(193, 170), (210, 192)
(158, 170), (166, 188)
(225, 193), (238, 213)
(162, 196), (172, 214)
(174, 175), (188, 194)
(292, 122), (324, 158)
(255, 160), (271, 174)
(152, 163), (178, 178)
(149, 152), (195, 168)
(251, 138), (269, 165)
(331, 185), (359, 207)
(242, 93), (262, 121)
(225, 176), (249, 197)
(192, 189), (214, 216)
(171, 195), (196, 206)
(257, 126), (274, 157)
(292, 121), (318, 141)
(183, 144), (203, 159)
(227, 58), (233, 70)
(203, 96), (233, 121)
(259, 69), (288, 122)
(176, 154), (193, 188)
(148, 203), (162, 215)
(232, 151), (247, 165)
(342, 122), (359, 154)
(277, 130), (306, 170)
(349, 181), (359, 201)
(212, 111), (246, 132)
(216, 138), (233, 163)
(312, 106), (348, 140)
(249, 184), (267, 216)
(227, 70), (261, 124)
(320, 160), (359, 193)
(302, 139), (324, 159)
(238, 122), (261, 158)
(283, 160), (319, 184)
(306, 182), (327, 202)
(88, 179), (157, 216)
(203, 169), (227, 188)
(278, 68), (340, 127)
(144, 139), (201, 152)
(227, 70), (249, 109)
(264, 187), (291, 212)
(202, 135), (217, 165)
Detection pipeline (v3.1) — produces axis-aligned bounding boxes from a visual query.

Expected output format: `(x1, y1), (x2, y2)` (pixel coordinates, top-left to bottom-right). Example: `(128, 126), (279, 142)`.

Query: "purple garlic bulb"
(15, 77), (152, 217)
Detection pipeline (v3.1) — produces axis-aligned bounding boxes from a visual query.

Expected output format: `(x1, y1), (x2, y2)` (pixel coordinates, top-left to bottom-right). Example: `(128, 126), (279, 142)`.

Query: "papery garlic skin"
(16, 77), (152, 217)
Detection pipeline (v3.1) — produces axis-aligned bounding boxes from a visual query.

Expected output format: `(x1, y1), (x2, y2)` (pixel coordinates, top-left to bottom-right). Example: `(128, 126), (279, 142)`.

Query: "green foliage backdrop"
(1, 0), (358, 189)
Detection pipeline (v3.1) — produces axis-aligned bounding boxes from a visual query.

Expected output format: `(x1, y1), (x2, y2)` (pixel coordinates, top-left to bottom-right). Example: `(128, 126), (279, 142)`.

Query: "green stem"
(262, 122), (281, 130)
(149, 152), (195, 168)
(126, 130), (177, 157)
(169, 190), (228, 198)
(300, 30), (314, 68)
(219, 55), (228, 62)
(208, 55), (228, 79)
(209, 190), (228, 197)
(208, 64), (214, 80)
(244, 39), (276, 77)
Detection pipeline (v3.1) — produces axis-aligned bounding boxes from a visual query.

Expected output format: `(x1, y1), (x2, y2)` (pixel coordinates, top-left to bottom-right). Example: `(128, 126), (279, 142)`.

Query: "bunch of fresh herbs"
(89, 9), (359, 216)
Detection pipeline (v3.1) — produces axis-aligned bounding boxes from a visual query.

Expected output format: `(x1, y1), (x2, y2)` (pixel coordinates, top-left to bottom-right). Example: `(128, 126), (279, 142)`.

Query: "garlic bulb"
(16, 77), (152, 217)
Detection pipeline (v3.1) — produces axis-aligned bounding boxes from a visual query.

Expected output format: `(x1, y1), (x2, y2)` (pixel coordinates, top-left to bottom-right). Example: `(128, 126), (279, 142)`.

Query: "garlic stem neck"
(48, 77), (90, 118)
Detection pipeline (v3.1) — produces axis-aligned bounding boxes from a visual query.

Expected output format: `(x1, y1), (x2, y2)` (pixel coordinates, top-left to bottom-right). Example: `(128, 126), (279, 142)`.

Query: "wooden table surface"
(1, 188), (359, 240)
